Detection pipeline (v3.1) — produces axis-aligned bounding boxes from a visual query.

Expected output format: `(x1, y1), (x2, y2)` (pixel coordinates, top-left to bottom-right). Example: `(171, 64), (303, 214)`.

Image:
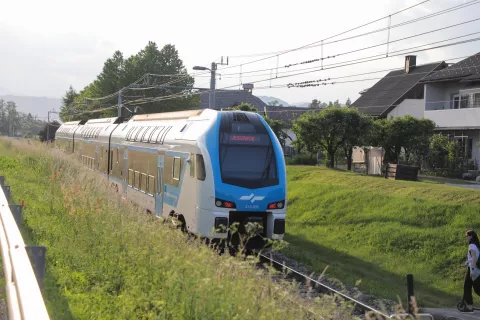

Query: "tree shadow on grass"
(281, 233), (461, 308)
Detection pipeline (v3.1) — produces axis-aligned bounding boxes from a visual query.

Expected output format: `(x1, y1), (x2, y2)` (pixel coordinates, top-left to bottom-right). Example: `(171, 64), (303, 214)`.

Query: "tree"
(264, 117), (291, 148)
(60, 86), (79, 121)
(345, 98), (352, 107)
(369, 116), (435, 164)
(38, 121), (61, 142)
(67, 42), (197, 121)
(225, 103), (259, 112)
(342, 109), (373, 170)
(267, 100), (279, 107)
(292, 112), (322, 158)
(309, 99), (321, 108)
(293, 106), (373, 168)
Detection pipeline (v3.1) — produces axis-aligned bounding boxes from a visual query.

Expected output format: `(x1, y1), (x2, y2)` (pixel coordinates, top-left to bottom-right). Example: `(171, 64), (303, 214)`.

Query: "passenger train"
(55, 108), (286, 244)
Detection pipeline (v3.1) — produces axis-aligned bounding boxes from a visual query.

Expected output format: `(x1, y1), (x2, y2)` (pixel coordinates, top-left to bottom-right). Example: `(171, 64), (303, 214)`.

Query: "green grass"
(282, 166), (480, 308)
(0, 139), (361, 320)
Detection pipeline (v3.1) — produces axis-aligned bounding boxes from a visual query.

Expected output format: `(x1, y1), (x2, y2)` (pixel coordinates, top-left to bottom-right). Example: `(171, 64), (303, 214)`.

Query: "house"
(351, 53), (480, 168)
(351, 56), (446, 118)
(420, 52), (480, 165)
(263, 106), (310, 155)
(198, 84), (267, 110)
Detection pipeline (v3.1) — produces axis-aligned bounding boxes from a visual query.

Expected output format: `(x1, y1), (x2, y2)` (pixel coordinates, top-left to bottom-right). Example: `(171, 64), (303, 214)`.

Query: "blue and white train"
(55, 108), (287, 243)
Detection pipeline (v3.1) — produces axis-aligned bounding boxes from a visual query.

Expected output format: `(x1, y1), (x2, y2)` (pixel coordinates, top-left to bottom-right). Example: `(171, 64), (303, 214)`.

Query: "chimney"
(405, 55), (416, 73)
(242, 83), (254, 93)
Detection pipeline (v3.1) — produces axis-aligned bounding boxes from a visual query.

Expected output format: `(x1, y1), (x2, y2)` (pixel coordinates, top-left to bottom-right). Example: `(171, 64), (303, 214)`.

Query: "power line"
(284, 17), (480, 68)
(80, 1), (474, 100)
(224, 0), (478, 61)
(216, 0), (431, 71)
(214, 22), (480, 79)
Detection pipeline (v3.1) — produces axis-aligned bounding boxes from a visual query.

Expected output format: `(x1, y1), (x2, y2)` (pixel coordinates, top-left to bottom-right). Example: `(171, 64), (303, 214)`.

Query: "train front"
(203, 110), (287, 247)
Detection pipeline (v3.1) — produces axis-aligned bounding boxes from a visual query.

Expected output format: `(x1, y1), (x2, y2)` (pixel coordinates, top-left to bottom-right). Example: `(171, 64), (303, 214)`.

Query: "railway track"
(251, 249), (435, 320)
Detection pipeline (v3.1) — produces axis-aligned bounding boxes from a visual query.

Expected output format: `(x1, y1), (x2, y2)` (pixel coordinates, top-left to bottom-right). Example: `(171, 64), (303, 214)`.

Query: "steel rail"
(255, 250), (434, 320)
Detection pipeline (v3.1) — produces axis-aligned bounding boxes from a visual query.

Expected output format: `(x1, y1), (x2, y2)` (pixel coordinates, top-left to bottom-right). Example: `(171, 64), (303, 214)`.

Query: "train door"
(155, 155), (164, 218)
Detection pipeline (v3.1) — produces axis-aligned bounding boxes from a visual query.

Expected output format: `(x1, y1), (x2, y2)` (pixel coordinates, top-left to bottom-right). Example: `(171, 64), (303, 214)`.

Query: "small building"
(352, 146), (385, 176)
(198, 84), (267, 110)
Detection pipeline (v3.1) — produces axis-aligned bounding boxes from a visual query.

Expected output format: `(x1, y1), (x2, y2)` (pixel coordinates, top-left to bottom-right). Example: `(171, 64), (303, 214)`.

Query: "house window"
(474, 93), (480, 108)
(173, 157), (181, 181)
(452, 94), (460, 109)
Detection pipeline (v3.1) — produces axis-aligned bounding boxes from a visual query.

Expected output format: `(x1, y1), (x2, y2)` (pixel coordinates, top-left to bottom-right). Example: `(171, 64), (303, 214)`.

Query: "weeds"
(0, 139), (363, 320)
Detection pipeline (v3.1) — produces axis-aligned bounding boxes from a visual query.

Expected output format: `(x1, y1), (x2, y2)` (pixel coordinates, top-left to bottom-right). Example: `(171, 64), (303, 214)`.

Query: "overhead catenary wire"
(224, 0), (478, 62)
(74, 1), (475, 107)
(120, 47), (480, 109)
(97, 1), (476, 93)
(216, 0), (431, 71)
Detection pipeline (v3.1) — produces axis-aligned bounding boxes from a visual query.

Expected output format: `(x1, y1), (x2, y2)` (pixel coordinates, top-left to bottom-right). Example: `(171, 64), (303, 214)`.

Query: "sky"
(0, 0), (479, 106)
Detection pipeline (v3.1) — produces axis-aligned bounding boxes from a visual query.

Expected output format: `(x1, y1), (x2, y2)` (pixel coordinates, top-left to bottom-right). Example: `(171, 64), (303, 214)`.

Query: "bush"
(285, 154), (318, 165)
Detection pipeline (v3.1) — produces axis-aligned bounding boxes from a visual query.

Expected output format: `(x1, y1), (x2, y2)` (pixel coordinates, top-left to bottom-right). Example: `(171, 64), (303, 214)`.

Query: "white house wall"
(425, 83), (444, 110)
(387, 99), (425, 118)
(424, 108), (480, 129)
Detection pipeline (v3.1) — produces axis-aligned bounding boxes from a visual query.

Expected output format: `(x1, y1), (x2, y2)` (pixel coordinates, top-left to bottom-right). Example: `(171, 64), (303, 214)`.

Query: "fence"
(0, 176), (49, 320)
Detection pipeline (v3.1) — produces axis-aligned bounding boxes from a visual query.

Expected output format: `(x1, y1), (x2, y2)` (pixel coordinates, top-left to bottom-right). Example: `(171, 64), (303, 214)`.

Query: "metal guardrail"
(0, 176), (50, 320)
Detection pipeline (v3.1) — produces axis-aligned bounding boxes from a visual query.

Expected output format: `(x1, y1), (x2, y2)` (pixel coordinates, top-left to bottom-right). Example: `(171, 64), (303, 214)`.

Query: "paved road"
(423, 308), (480, 320)
(445, 183), (480, 190)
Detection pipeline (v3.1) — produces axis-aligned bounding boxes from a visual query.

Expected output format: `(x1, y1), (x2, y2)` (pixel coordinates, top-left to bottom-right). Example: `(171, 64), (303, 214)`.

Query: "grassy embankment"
(283, 166), (480, 308)
(0, 139), (358, 320)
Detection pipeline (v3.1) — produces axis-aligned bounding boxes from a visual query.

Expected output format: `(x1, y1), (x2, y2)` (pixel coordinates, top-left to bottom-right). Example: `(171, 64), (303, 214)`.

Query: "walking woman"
(460, 230), (480, 313)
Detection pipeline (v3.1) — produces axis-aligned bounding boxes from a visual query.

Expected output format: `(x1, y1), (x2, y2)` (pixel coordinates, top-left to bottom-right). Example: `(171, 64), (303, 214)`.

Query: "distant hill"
(0, 95), (62, 117)
(258, 96), (290, 107)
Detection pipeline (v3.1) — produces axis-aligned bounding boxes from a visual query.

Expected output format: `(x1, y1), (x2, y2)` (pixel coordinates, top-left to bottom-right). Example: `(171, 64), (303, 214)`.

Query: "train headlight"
(215, 198), (236, 209)
(267, 200), (285, 210)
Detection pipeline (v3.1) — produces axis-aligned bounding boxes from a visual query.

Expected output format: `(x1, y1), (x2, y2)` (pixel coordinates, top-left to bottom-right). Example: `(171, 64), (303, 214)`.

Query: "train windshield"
(219, 132), (278, 189)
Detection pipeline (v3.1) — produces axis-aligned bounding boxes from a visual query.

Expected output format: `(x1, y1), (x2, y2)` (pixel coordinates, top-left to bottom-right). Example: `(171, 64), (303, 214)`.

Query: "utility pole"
(46, 110), (59, 143)
(210, 62), (217, 109)
(193, 56), (228, 110)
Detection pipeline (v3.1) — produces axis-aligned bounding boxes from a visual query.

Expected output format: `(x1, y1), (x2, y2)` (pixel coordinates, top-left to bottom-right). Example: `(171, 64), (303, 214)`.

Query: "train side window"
(141, 173), (147, 192)
(147, 175), (155, 195)
(116, 148), (119, 164)
(173, 157), (181, 181)
(196, 154), (206, 181)
(128, 169), (134, 186)
(190, 153), (195, 177)
(101, 146), (103, 159)
(135, 171), (141, 189)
